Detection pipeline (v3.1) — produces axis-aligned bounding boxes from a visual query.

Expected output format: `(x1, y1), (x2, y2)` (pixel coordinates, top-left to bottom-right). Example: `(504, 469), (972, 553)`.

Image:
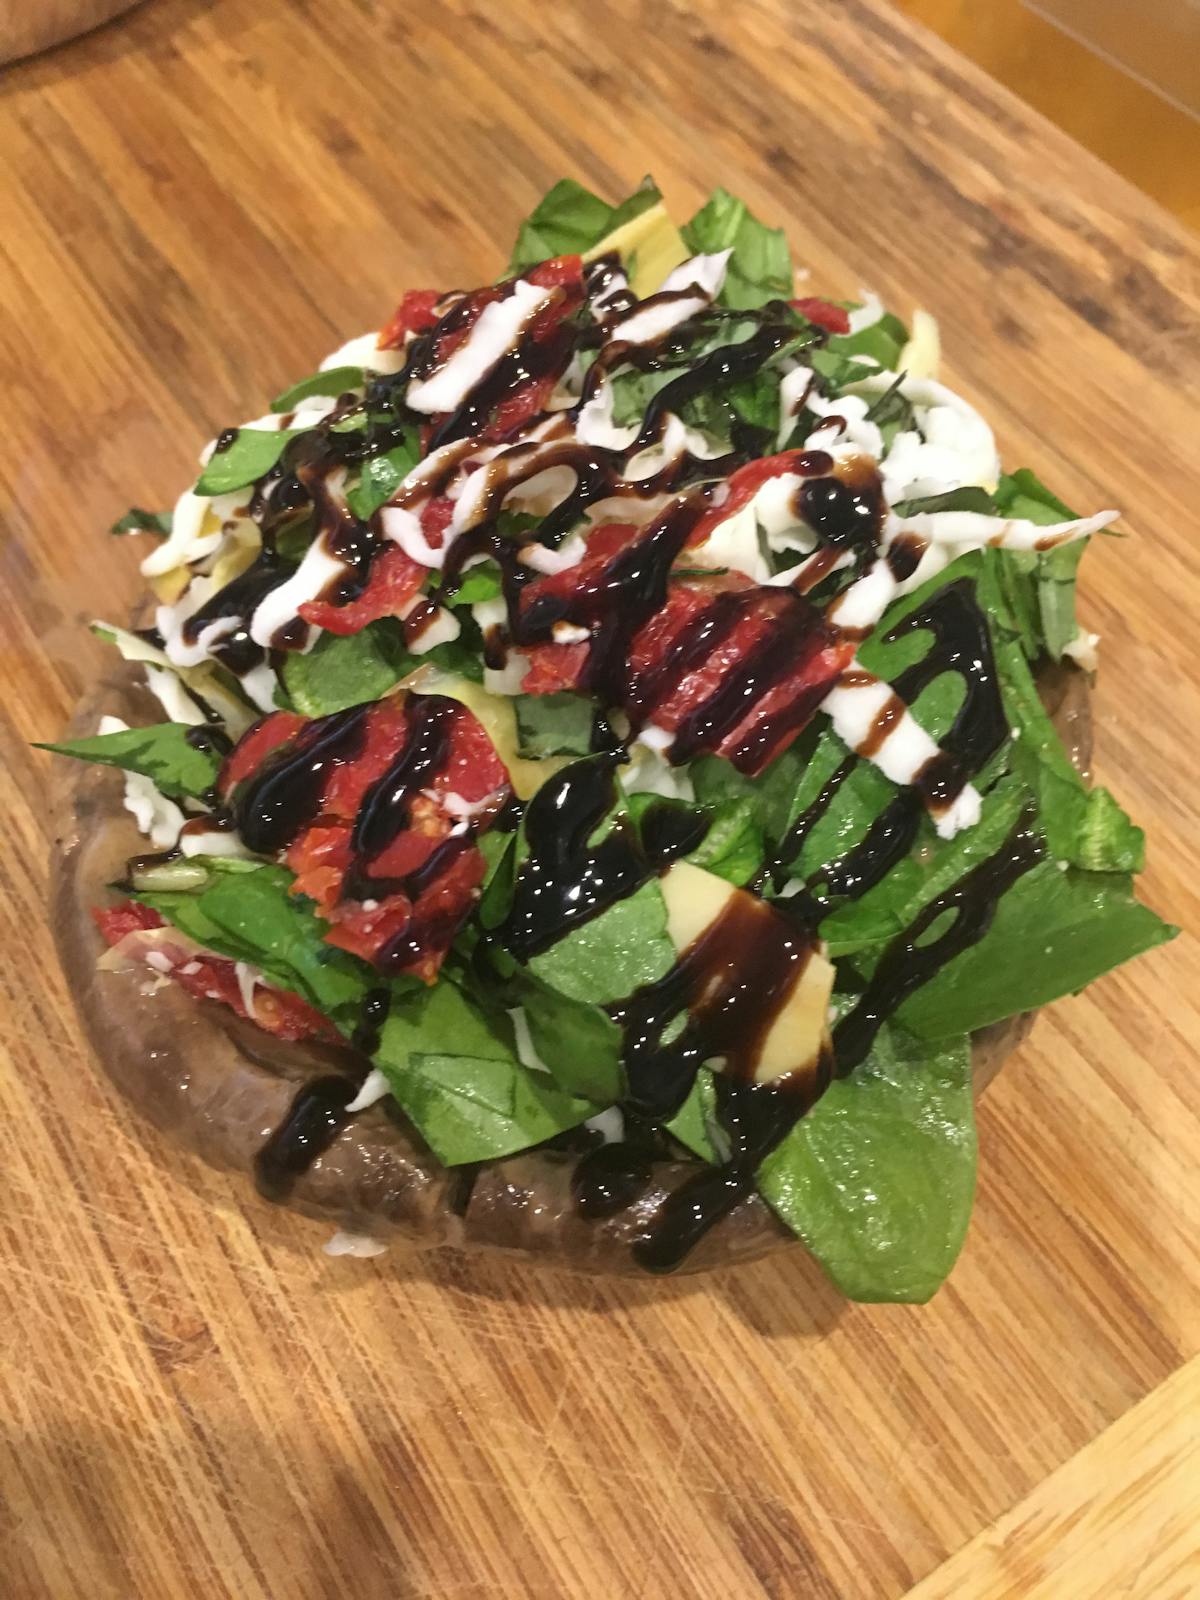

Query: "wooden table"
(1, 3), (1197, 1595)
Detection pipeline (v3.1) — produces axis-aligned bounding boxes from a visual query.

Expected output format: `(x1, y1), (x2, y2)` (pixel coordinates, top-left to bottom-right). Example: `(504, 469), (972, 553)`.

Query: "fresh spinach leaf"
(451, 563), (504, 606)
(1075, 787), (1145, 874)
(898, 858), (1175, 1039)
(664, 1067), (724, 1162)
(757, 1024), (975, 1303)
(892, 486), (999, 517)
(510, 972), (625, 1104)
(375, 979), (595, 1164)
(195, 429), (305, 496)
(807, 347), (880, 392)
(624, 793), (765, 887)
(818, 775), (1030, 957)
(39, 723), (219, 800)
(271, 366), (366, 411)
(513, 693), (595, 759)
(345, 438), (420, 520)
(196, 867), (369, 1021)
(863, 373), (914, 449)
(979, 547), (1042, 660)
(994, 468), (1092, 659)
(509, 177), (662, 273)
(825, 311), (908, 371)
(280, 621), (412, 716)
(395, 1052), (597, 1165)
(134, 861), (372, 1027)
(529, 880), (676, 1005)
(994, 467), (1075, 523)
(680, 188), (792, 310)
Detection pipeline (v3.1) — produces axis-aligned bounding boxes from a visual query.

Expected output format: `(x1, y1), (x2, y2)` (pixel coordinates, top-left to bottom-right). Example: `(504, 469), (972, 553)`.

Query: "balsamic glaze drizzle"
(231, 703), (371, 855)
(254, 1072), (364, 1203)
(501, 758), (645, 959)
(833, 808), (1043, 1072)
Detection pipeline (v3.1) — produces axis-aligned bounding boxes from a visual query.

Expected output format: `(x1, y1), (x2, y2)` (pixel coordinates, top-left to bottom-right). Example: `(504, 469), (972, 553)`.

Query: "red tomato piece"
(93, 901), (166, 944)
(483, 370), (561, 443)
(629, 582), (854, 774)
(325, 845), (487, 982)
(218, 711), (307, 798)
(525, 255), (584, 291)
(286, 822), (354, 913)
(520, 642), (589, 696)
(378, 289), (443, 351)
(269, 696), (510, 977)
(420, 495), (455, 547)
(320, 699), (411, 821)
(790, 297), (851, 335)
(92, 901), (338, 1043)
(298, 544), (427, 636)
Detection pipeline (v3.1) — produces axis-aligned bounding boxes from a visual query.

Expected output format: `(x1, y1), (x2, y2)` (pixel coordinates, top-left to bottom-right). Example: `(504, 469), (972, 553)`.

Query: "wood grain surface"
(1, 2), (1198, 1596)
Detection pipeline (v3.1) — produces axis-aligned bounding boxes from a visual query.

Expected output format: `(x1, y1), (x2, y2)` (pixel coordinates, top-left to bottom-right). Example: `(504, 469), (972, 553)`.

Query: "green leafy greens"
(56, 176), (1175, 1306)
(680, 187), (792, 309)
(39, 723), (219, 800)
(509, 176), (663, 273)
(195, 428), (305, 496)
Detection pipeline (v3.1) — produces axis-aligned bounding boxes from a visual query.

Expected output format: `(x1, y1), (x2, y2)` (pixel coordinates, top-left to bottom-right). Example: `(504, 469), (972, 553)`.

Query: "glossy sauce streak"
(833, 807), (1043, 1071)
(796, 456), (885, 552)
(572, 1141), (655, 1220)
(184, 725), (233, 759)
(890, 578), (1010, 810)
(611, 891), (822, 1121)
(181, 551), (296, 677)
(502, 758), (646, 958)
(349, 695), (458, 864)
(352, 987), (391, 1056)
(231, 703), (370, 854)
(254, 1072), (364, 1202)
(634, 1065), (831, 1273)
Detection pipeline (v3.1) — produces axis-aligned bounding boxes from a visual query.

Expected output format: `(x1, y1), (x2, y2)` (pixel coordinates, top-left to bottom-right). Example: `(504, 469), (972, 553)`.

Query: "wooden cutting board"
(1, 2), (1197, 1595)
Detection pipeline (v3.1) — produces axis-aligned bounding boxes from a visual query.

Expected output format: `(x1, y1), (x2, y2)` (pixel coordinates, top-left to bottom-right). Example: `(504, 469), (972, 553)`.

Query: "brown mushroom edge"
(49, 662), (1092, 1277)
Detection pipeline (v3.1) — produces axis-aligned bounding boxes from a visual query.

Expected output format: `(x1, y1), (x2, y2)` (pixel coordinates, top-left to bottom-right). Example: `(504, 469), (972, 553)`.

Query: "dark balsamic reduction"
(180, 550), (296, 678)
(634, 1066), (831, 1273)
(637, 800), (710, 865)
(426, 319), (574, 453)
(611, 891), (823, 1120)
(352, 987), (391, 1056)
(672, 595), (841, 773)
(184, 724), (233, 759)
(631, 320), (806, 450)
(348, 696), (458, 864)
(797, 460), (884, 552)
(446, 1164), (482, 1217)
(833, 808), (1043, 1072)
(583, 252), (637, 319)
(231, 703), (371, 854)
(254, 1073), (363, 1202)
(889, 577), (1010, 812)
(751, 753), (857, 897)
(502, 758), (646, 959)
